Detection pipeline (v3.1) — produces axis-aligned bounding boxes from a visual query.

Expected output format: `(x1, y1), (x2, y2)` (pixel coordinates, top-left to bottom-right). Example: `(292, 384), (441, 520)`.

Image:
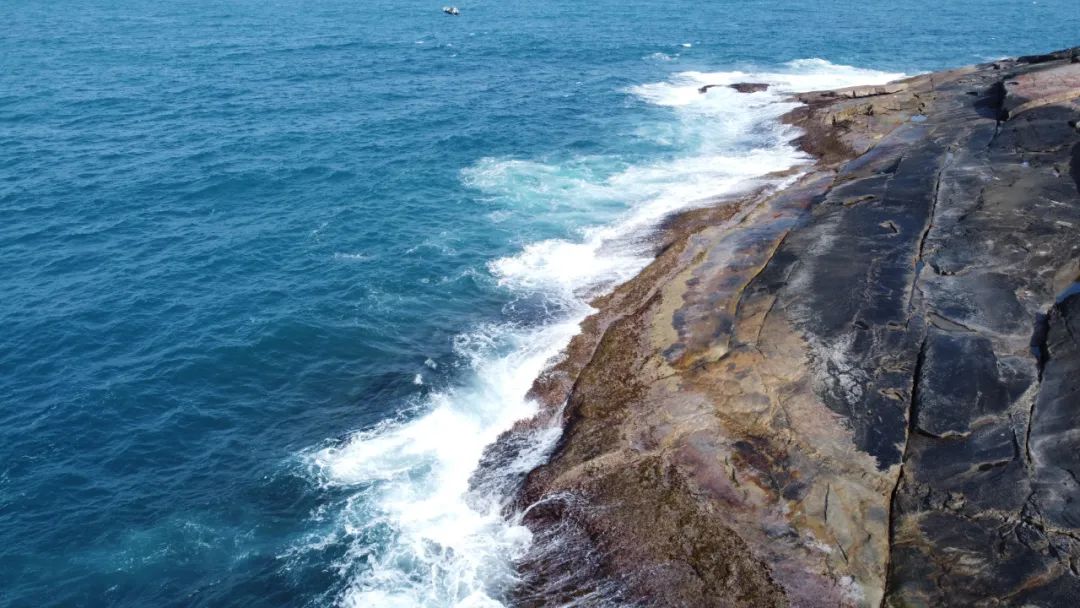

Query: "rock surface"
(496, 48), (1080, 607)
(698, 83), (770, 94)
(730, 82), (770, 93)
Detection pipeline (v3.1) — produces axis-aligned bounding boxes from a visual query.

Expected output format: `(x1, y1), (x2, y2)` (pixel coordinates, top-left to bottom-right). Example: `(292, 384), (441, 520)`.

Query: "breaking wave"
(298, 58), (903, 607)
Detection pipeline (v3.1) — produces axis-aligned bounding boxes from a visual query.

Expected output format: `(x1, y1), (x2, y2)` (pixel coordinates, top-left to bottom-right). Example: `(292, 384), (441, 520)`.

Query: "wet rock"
(1030, 294), (1080, 530)
(913, 329), (1012, 438)
(730, 82), (769, 93)
(698, 83), (770, 94)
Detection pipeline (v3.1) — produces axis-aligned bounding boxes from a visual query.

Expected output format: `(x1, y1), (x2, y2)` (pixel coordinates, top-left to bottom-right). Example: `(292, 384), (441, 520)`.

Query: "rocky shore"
(489, 47), (1080, 606)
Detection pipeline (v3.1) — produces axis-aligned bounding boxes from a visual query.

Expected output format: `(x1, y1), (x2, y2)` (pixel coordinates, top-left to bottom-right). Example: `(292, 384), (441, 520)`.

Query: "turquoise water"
(1, 0), (1077, 606)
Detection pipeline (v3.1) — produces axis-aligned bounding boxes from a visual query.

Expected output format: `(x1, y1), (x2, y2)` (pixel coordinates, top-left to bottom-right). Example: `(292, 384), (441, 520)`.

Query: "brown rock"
(1003, 62), (1080, 118)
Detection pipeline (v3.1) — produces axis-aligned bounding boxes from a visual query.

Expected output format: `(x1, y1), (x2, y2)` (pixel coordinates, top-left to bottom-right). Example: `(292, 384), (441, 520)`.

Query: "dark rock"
(730, 82), (769, 93)
(1030, 294), (1080, 530)
(698, 83), (770, 94)
(913, 329), (1012, 438)
(1017, 45), (1080, 65)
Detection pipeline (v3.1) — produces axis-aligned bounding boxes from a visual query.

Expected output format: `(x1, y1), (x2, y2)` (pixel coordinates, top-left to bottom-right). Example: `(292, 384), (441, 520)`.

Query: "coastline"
(491, 47), (1080, 606)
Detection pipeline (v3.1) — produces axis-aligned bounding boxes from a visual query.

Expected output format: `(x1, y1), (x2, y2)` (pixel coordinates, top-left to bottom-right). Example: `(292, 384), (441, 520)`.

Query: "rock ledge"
(495, 48), (1080, 607)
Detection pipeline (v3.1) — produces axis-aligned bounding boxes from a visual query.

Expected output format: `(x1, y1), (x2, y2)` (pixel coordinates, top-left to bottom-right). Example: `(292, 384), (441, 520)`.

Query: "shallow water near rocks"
(2, 0), (1079, 606)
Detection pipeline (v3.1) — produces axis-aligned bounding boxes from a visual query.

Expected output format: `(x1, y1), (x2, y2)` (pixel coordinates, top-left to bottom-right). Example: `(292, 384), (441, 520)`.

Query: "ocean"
(2, 0), (1077, 606)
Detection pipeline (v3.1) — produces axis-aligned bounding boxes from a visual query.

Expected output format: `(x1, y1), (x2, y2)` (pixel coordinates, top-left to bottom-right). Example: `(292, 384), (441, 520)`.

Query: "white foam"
(630, 59), (903, 108)
(333, 252), (372, 261)
(305, 319), (581, 606)
(486, 63), (894, 299)
(300, 57), (907, 607)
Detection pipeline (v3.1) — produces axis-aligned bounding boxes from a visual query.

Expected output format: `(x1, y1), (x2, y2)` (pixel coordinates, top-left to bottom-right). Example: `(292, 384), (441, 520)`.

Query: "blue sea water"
(1, 0), (1078, 606)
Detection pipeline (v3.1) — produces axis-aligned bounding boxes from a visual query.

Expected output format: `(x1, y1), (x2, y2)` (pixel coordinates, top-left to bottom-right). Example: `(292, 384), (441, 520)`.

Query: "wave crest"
(299, 58), (906, 607)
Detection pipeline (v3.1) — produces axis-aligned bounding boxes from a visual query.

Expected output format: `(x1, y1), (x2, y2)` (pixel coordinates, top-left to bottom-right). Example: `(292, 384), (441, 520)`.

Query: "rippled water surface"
(2, 0), (1078, 606)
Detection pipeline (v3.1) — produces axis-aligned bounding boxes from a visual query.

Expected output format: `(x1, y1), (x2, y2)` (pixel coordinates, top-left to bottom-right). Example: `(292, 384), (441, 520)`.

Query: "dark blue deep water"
(2, 1), (1078, 606)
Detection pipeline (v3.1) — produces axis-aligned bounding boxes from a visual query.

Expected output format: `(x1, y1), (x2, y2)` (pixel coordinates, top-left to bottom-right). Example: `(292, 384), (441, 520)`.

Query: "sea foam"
(301, 58), (904, 607)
